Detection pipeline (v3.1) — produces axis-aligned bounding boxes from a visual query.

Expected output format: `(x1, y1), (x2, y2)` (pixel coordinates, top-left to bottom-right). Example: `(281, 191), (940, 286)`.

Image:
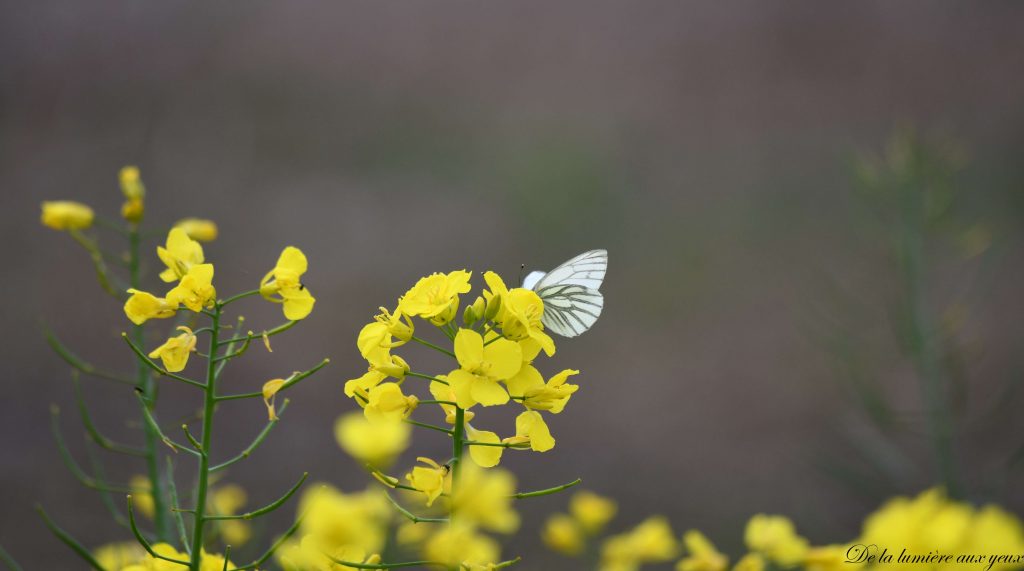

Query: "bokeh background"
(3, 1), (1024, 568)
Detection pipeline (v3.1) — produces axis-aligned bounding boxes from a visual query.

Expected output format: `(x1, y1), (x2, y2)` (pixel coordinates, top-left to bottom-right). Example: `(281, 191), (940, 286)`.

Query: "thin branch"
(165, 458), (191, 556)
(465, 440), (529, 449)
(0, 544), (23, 571)
(410, 336), (456, 358)
(326, 558), (446, 569)
(69, 229), (122, 299)
(233, 514), (304, 570)
(216, 358), (329, 401)
(50, 405), (134, 494)
(71, 374), (145, 456)
(511, 478), (582, 499)
(407, 372), (449, 386)
(133, 391), (202, 457)
(383, 492), (448, 524)
(206, 472), (307, 521)
(219, 320), (297, 344)
(218, 289), (261, 307)
(122, 333), (206, 389)
(36, 505), (108, 570)
(44, 328), (133, 385)
(404, 419), (453, 435)
(209, 400), (289, 473)
(128, 496), (190, 566)
(181, 424), (203, 453)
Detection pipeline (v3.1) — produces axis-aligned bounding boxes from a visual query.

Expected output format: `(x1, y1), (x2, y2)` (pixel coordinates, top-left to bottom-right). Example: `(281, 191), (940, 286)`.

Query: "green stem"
(131, 226), (169, 541)
(451, 406), (465, 495)
(410, 336), (456, 358)
(218, 289), (261, 307)
(190, 305), (221, 568)
(0, 544), (22, 571)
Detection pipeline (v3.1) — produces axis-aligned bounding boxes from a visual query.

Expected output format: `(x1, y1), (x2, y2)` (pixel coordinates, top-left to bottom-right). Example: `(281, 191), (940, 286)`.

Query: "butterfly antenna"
(518, 263), (525, 285)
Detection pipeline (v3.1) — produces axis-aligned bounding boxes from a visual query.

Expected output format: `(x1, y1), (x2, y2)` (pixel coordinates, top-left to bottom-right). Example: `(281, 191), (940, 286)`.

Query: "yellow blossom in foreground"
(93, 542), (145, 570)
(398, 270), (472, 325)
(803, 545), (846, 571)
(211, 484), (250, 546)
(165, 263), (216, 312)
(503, 410), (554, 452)
(41, 201), (94, 231)
(676, 530), (728, 571)
(733, 553), (766, 571)
(262, 378), (287, 420)
(406, 457), (449, 507)
(260, 246), (316, 320)
(292, 485), (390, 557)
(423, 521), (501, 569)
(277, 534), (376, 571)
(451, 463), (520, 534)
(363, 382), (418, 423)
(148, 326), (198, 372)
(570, 490), (617, 534)
(132, 543), (238, 571)
(543, 513), (585, 556)
(334, 412), (410, 468)
(601, 516), (678, 571)
(124, 289), (176, 325)
(744, 514), (809, 566)
(448, 328), (521, 409)
(157, 227), (205, 282)
(174, 218), (218, 242)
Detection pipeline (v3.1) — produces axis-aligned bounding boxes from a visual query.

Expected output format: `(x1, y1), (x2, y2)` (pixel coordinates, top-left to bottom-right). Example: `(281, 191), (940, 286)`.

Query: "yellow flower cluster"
(92, 542), (236, 571)
(543, 490), (618, 556)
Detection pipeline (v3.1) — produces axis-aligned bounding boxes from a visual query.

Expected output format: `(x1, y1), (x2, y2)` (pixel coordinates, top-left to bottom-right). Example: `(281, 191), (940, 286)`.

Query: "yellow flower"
(334, 412), (410, 468)
(121, 197), (144, 223)
(676, 530), (728, 571)
(293, 484), (391, 556)
(129, 475), (155, 519)
(508, 367), (579, 413)
(803, 546), (846, 571)
(451, 463), (519, 533)
(733, 553), (766, 571)
(423, 521), (501, 568)
(40, 201), (94, 231)
(212, 484), (251, 546)
(466, 424), (504, 467)
(157, 227), (206, 283)
(601, 516), (678, 571)
(124, 289), (176, 325)
(398, 270), (472, 325)
(148, 326), (197, 372)
(448, 329), (521, 409)
(260, 246), (316, 320)
(744, 514), (809, 566)
(262, 379), (287, 420)
(138, 543), (238, 571)
(93, 542), (145, 570)
(363, 382), (418, 424)
(406, 457), (449, 507)
(503, 410), (555, 452)
(345, 370), (387, 402)
(570, 491), (617, 534)
(543, 513), (585, 556)
(165, 263), (216, 312)
(174, 218), (218, 242)
(483, 271), (555, 356)
(278, 534), (375, 571)
(119, 166), (146, 200)
(429, 378), (475, 425)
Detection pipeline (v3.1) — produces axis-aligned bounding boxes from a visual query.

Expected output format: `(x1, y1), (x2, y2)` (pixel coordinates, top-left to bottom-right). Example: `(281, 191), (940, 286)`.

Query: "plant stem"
(190, 304), (221, 568)
(130, 225), (170, 540)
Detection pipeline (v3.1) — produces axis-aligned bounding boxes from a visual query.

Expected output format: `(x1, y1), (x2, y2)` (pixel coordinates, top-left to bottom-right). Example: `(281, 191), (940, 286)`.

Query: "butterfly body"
(524, 249), (607, 338)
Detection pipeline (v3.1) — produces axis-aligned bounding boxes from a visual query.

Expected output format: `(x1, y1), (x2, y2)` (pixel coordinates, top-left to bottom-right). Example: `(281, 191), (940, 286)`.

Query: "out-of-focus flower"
(676, 530), (728, 571)
(93, 542), (146, 570)
(397, 270), (472, 326)
(744, 514), (809, 566)
(277, 534), (378, 571)
(119, 165), (145, 223)
(41, 201), (94, 231)
(733, 553), (766, 571)
(423, 521), (501, 569)
(282, 484), (390, 562)
(334, 412), (410, 468)
(129, 475), (155, 519)
(157, 227), (205, 283)
(570, 491), (617, 535)
(406, 457), (449, 507)
(148, 326), (197, 372)
(600, 516), (678, 571)
(448, 329), (521, 409)
(124, 289), (176, 325)
(211, 484), (250, 546)
(543, 514), (585, 556)
(803, 545), (847, 571)
(451, 463), (519, 534)
(174, 218), (218, 242)
(260, 246), (316, 320)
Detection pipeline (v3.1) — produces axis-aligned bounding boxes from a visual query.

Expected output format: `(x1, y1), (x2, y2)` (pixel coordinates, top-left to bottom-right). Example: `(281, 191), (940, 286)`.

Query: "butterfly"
(522, 249), (607, 338)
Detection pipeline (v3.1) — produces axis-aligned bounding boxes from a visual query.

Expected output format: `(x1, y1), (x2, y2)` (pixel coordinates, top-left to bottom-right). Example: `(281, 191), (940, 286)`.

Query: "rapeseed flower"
(260, 246), (316, 320)
(124, 289), (176, 325)
(398, 270), (472, 325)
(448, 329), (521, 409)
(406, 457), (449, 507)
(148, 326), (197, 372)
(157, 227), (205, 283)
(334, 412), (410, 468)
(41, 201), (94, 231)
(173, 218), (218, 242)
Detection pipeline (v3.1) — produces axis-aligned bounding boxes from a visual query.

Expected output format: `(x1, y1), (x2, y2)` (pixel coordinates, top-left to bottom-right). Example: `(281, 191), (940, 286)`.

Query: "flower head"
(362, 382), (419, 424)
(119, 166), (145, 223)
(262, 379), (287, 420)
(601, 516), (678, 571)
(451, 463), (520, 533)
(41, 201), (93, 231)
(165, 263), (216, 312)
(508, 367), (580, 413)
(448, 329), (521, 409)
(148, 326), (198, 372)
(502, 410), (554, 452)
(423, 521), (501, 569)
(260, 246), (316, 320)
(406, 457), (449, 507)
(543, 514), (585, 556)
(676, 530), (728, 571)
(157, 227), (205, 283)
(398, 270), (472, 325)
(570, 491), (617, 534)
(483, 271), (555, 356)
(744, 514), (809, 566)
(124, 289), (176, 325)
(174, 218), (218, 242)
(335, 412), (410, 468)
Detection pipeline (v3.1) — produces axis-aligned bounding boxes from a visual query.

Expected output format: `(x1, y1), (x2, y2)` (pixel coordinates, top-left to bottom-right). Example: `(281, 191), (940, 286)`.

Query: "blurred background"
(3, 1), (1024, 568)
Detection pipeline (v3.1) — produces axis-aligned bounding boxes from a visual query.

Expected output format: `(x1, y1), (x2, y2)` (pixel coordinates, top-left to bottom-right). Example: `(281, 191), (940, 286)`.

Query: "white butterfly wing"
(528, 249), (607, 337)
(536, 284), (603, 338)
(533, 249), (607, 291)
